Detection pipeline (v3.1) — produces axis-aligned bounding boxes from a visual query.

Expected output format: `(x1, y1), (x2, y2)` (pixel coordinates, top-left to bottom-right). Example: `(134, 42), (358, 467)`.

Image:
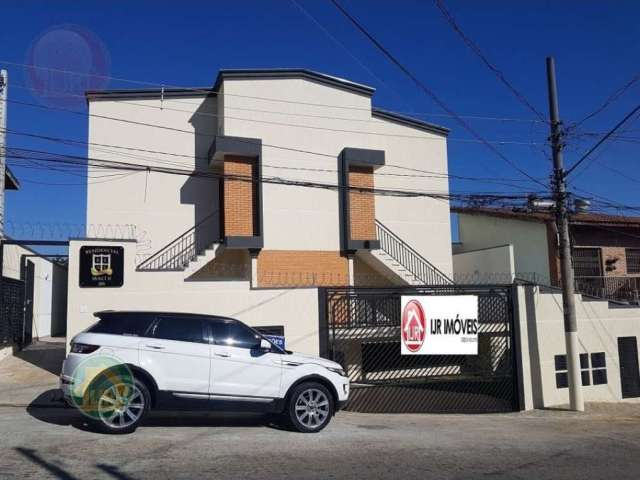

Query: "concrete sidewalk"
(0, 338), (66, 408)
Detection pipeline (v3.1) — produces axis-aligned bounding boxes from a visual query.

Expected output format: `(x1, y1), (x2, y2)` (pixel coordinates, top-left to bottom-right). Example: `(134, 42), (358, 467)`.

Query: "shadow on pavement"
(14, 447), (78, 480)
(15, 339), (65, 376)
(14, 447), (140, 480)
(26, 391), (288, 432)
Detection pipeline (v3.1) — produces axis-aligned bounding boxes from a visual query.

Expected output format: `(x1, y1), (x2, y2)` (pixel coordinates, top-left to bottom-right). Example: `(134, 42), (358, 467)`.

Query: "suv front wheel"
(286, 382), (334, 433)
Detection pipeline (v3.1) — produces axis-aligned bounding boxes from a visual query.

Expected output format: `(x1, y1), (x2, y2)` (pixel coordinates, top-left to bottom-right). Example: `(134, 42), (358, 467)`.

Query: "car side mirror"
(260, 338), (271, 351)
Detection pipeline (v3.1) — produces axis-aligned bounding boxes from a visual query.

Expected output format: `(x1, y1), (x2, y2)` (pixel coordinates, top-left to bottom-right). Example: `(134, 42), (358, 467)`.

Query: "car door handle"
(145, 344), (165, 350)
(214, 352), (231, 358)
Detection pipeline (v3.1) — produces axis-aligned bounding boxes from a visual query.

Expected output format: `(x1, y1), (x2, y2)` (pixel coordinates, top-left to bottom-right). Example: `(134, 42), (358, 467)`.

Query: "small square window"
(591, 352), (606, 369)
(555, 355), (567, 371)
(581, 370), (591, 386)
(592, 369), (608, 385)
(556, 372), (568, 389)
(580, 353), (589, 369)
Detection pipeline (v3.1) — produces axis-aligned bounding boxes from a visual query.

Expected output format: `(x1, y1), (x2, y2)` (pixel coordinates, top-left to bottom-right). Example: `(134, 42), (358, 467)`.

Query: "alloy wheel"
(97, 382), (145, 429)
(294, 388), (330, 429)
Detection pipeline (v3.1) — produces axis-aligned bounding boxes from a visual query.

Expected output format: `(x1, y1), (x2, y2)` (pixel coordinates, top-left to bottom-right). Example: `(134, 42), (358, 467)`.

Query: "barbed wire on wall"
(4, 221), (153, 261)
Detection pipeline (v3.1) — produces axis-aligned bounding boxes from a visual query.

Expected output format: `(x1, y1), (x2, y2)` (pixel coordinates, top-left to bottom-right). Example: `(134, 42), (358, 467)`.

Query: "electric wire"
(328, 0), (547, 188)
(432, 0), (547, 123)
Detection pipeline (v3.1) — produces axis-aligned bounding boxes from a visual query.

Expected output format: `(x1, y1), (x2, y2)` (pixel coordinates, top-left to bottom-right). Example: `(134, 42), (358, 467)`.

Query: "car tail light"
(70, 343), (100, 354)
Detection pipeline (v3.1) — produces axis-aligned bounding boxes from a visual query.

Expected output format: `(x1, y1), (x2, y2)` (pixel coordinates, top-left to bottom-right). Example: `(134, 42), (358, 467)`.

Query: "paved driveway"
(0, 403), (639, 479)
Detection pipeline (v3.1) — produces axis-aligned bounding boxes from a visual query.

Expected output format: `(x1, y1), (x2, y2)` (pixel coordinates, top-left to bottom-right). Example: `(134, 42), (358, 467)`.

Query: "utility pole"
(546, 57), (584, 412)
(0, 69), (7, 239)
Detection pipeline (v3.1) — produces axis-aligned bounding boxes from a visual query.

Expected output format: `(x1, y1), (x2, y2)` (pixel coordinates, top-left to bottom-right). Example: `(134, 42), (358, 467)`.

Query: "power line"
(2, 59), (543, 124)
(289, 0), (413, 112)
(5, 145), (538, 201)
(432, 0), (547, 123)
(328, 0), (547, 188)
(5, 96), (543, 146)
(565, 102), (640, 177)
(0, 126), (546, 193)
(570, 72), (640, 130)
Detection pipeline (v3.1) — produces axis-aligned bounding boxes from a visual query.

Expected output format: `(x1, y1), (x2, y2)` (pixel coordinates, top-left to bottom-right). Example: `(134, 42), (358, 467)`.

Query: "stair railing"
(375, 220), (452, 285)
(137, 211), (220, 271)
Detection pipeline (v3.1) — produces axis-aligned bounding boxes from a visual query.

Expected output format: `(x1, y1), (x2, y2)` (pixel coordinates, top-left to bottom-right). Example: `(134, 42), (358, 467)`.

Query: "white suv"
(60, 311), (349, 434)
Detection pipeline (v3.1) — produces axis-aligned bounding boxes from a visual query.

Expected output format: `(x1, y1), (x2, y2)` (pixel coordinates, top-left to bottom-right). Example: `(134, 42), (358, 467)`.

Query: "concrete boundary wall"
(452, 244), (515, 284)
(66, 240), (320, 355)
(515, 284), (640, 408)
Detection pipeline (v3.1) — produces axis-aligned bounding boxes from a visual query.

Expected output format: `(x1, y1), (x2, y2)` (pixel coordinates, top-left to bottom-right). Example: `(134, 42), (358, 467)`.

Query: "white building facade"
(67, 69), (454, 354)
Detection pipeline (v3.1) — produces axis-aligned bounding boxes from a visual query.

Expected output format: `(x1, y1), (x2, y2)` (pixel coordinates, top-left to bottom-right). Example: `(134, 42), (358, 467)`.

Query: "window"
(626, 249), (640, 274)
(87, 313), (155, 337)
(572, 248), (602, 277)
(580, 353), (590, 386)
(590, 352), (608, 385)
(554, 352), (608, 389)
(151, 316), (208, 344)
(210, 320), (261, 349)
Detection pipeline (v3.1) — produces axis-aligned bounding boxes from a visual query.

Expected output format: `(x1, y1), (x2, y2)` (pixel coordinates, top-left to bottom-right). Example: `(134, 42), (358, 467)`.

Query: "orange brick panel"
(224, 156), (256, 237)
(257, 251), (349, 287)
(348, 166), (376, 241)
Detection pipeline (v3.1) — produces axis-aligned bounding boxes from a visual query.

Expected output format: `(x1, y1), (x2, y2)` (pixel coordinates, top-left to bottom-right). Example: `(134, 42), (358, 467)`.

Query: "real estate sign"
(400, 295), (479, 355)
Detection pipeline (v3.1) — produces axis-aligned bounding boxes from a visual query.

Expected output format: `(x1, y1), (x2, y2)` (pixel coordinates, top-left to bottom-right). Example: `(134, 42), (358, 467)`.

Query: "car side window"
(211, 320), (261, 349)
(87, 314), (155, 337)
(151, 316), (208, 344)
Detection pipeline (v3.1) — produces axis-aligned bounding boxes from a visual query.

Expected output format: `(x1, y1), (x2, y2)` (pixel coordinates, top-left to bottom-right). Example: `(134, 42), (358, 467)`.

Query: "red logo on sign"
(402, 300), (426, 353)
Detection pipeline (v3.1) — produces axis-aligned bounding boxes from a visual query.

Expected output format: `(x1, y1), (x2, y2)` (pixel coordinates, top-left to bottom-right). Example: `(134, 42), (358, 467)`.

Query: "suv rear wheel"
(92, 378), (151, 434)
(287, 382), (334, 433)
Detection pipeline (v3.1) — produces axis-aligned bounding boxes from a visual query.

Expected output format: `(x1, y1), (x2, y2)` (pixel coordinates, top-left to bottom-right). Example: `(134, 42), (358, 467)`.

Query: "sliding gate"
(320, 285), (520, 413)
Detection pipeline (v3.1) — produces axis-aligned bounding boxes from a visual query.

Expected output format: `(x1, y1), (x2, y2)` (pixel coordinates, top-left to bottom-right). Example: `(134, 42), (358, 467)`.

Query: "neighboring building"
(2, 243), (68, 339)
(453, 207), (640, 303)
(66, 69), (453, 353)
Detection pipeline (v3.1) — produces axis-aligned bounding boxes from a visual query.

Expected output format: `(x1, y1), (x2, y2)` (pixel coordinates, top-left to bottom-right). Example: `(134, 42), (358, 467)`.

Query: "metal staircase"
(137, 211), (221, 273)
(368, 220), (452, 285)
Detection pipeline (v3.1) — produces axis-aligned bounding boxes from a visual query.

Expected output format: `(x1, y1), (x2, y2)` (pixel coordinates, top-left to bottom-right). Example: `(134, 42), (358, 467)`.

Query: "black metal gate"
(320, 285), (520, 413)
(0, 277), (25, 347)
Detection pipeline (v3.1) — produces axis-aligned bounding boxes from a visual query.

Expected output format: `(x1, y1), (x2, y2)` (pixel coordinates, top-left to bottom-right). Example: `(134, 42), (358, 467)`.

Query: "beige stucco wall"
(520, 285), (640, 407)
(219, 77), (452, 276)
(457, 214), (550, 284)
(66, 240), (320, 354)
(452, 244), (515, 284)
(86, 94), (220, 262)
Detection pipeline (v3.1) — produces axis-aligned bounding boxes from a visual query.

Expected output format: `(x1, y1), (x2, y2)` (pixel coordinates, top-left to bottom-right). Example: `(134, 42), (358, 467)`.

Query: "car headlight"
(70, 343), (100, 354)
(326, 366), (346, 377)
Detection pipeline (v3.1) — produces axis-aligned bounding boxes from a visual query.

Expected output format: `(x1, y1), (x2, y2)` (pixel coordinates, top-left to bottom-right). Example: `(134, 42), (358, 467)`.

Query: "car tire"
(90, 377), (151, 434)
(286, 382), (334, 433)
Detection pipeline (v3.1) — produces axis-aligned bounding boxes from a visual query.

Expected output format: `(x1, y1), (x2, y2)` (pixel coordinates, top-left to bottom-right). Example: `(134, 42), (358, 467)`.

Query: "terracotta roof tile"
(452, 206), (640, 227)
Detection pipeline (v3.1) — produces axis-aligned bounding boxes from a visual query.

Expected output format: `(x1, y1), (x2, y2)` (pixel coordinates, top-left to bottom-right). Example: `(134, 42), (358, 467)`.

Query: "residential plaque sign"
(79, 246), (124, 287)
(401, 295), (479, 355)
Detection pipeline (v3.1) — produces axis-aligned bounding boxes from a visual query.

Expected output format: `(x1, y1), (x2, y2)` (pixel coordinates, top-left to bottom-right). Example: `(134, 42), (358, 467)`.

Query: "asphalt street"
(1, 403), (639, 479)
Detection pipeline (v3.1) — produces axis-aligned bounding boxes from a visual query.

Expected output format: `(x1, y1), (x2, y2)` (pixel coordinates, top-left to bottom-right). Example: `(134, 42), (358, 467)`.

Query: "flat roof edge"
(372, 108), (450, 136)
(85, 87), (216, 101)
(213, 69), (375, 96)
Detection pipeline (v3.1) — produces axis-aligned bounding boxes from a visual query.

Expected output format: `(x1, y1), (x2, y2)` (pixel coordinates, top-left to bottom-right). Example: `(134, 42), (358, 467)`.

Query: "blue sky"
(1, 0), (639, 242)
